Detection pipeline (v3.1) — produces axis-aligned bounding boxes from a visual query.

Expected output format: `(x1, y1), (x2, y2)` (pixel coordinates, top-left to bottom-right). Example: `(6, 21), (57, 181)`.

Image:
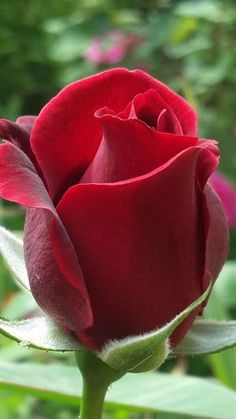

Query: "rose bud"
(0, 69), (228, 356)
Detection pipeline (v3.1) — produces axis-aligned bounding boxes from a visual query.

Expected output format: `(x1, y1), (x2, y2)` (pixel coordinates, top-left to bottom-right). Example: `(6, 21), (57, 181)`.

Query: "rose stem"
(76, 350), (124, 419)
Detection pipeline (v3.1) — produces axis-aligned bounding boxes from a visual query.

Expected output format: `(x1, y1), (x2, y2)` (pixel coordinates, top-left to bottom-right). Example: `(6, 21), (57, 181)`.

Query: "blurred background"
(0, 0), (236, 417)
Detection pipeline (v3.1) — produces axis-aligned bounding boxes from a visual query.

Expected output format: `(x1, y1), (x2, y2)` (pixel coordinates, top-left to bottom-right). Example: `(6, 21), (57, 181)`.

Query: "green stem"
(76, 350), (124, 419)
(79, 376), (109, 419)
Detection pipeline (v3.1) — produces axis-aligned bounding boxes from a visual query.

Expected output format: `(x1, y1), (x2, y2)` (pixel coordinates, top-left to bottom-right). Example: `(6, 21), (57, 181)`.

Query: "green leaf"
(205, 289), (236, 388)
(0, 226), (30, 292)
(173, 319), (236, 356)
(100, 284), (211, 372)
(0, 316), (83, 352)
(0, 361), (236, 418)
(2, 291), (38, 319)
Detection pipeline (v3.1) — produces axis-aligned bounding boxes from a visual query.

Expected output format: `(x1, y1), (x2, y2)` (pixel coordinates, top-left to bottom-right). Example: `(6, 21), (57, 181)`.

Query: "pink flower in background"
(211, 171), (236, 229)
(84, 31), (142, 65)
(84, 40), (105, 65)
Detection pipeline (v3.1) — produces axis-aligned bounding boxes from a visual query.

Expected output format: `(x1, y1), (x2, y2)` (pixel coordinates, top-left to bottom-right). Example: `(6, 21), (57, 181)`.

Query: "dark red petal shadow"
(132, 89), (183, 134)
(116, 89), (183, 134)
(174, 185), (229, 342)
(133, 70), (197, 136)
(16, 115), (37, 134)
(0, 117), (41, 176)
(0, 142), (92, 331)
(57, 146), (214, 350)
(0, 119), (33, 158)
(202, 184), (229, 290)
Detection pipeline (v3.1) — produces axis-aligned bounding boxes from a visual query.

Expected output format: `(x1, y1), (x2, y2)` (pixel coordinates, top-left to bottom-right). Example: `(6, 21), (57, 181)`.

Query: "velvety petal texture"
(0, 68), (228, 353)
(57, 144), (226, 350)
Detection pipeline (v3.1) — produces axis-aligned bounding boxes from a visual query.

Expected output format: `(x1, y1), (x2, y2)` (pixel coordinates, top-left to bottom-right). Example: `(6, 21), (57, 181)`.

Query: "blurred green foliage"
(0, 0), (236, 417)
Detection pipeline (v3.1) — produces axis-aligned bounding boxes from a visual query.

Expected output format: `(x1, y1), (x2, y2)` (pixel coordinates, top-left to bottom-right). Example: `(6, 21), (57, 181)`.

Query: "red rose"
(0, 69), (228, 351)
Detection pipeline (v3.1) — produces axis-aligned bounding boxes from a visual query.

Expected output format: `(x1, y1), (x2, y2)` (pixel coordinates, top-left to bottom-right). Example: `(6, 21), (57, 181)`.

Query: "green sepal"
(99, 284), (211, 372)
(0, 315), (83, 351)
(130, 340), (169, 373)
(173, 319), (236, 356)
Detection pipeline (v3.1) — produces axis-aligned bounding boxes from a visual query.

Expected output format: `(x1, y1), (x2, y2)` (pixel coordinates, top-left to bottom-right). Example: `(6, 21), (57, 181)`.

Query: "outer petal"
(203, 183), (229, 290)
(30, 68), (197, 203)
(16, 115), (37, 134)
(0, 119), (33, 157)
(0, 117), (40, 176)
(0, 142), (92, 331)
(57, 146), (216, 350)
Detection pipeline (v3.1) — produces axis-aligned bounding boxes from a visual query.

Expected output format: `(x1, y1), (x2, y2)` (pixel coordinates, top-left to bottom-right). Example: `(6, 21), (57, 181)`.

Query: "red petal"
(115, 89), (183, 135)
(81, 115), (198, 184)
(171, 168), (228, 346)
(0, 118), (40, 173)
(157, 108), (183, 135)
(132, 89), (183, 134)
(58, 146), (216, 350)
(0, 142), (92, 331)
(203, 183), (229, 288)
(0, 119), (32, 156)
(30, 68), (197, 203)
